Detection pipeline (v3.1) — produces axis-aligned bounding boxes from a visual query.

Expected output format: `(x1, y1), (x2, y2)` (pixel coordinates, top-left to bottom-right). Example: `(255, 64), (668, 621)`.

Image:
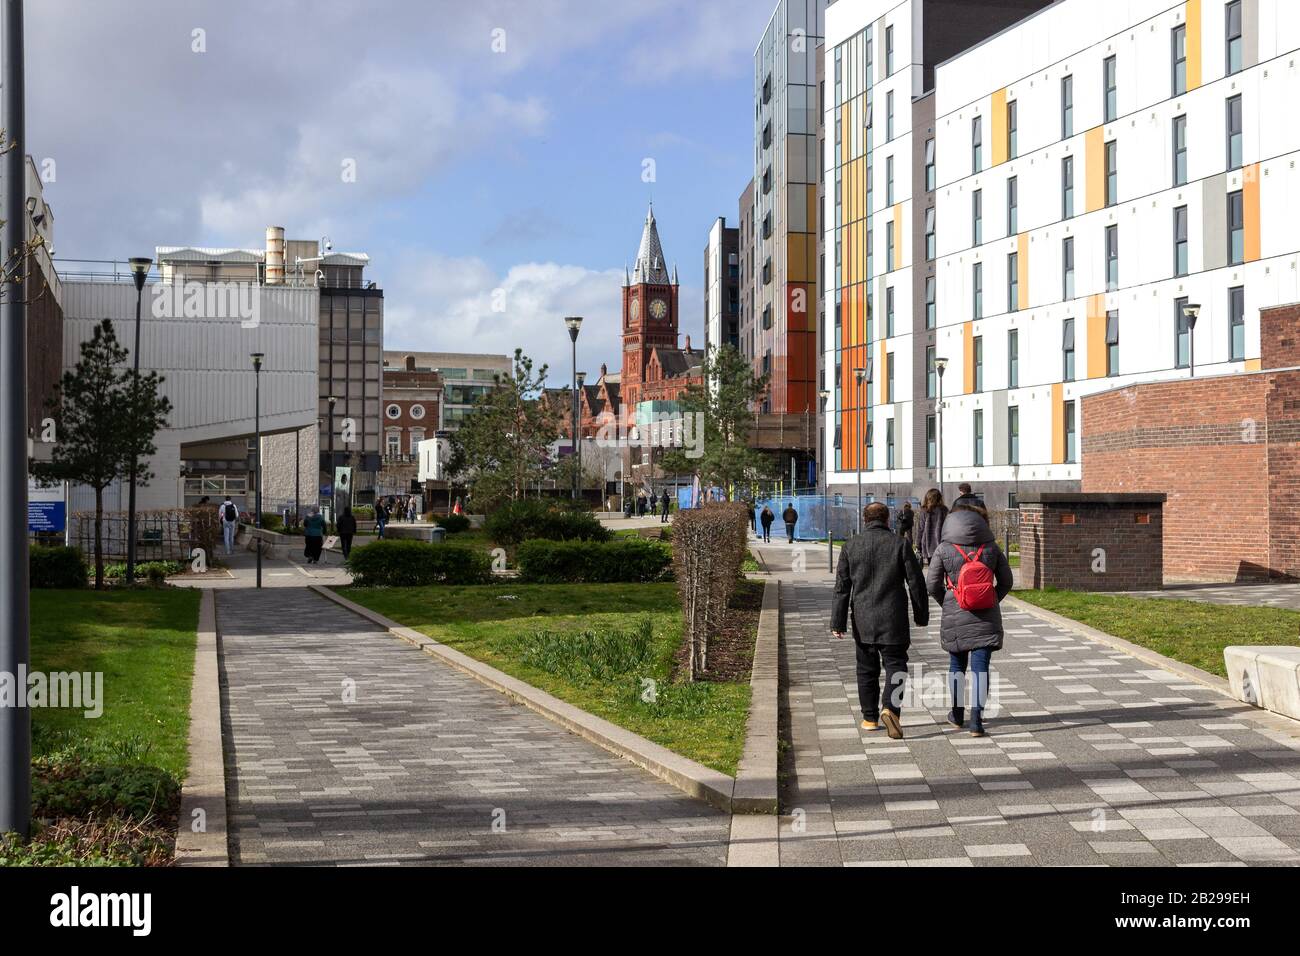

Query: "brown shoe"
(881, 709), (904, 740)
(860, 719), (880, 732)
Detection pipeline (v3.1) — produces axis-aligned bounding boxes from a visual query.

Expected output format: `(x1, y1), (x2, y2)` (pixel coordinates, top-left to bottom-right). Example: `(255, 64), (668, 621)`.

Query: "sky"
(26, 0), (770, 382)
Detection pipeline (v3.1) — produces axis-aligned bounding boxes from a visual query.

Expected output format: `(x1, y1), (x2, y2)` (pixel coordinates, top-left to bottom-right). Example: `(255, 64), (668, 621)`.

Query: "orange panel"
(1051, 382), (1065, 463)
(1086, 126), (1105, 213)
(1187, 0), (1202, 90)
(1244, 162), (1261, 263)
(991, 89), (1008, 166)
(1086, 294), (1107, 379)
(962, 322), (974, 394)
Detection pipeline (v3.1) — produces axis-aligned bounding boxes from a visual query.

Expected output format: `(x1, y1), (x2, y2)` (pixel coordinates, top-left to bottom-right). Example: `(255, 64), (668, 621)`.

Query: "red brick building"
(380, 353), (443, 457)
(1081, 303), (1300, 582)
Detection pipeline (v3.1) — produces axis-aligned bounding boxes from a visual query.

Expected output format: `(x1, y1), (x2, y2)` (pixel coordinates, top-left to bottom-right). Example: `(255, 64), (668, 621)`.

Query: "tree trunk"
(93, 485), (104, 590)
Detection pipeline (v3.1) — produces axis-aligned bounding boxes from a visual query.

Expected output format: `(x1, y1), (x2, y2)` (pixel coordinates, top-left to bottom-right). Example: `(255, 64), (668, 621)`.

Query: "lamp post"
(853, 366), (870, 533)
(251, 353), (264, 589)
(817, 388), (830, 495)
(124, 256), (152, 585)
(576, 369), (587, 502)
(934, 356), (950, 505)
(565, 316), (583, 499)
(327, 396), (337, 522)
(1183, 302), (1201, 378)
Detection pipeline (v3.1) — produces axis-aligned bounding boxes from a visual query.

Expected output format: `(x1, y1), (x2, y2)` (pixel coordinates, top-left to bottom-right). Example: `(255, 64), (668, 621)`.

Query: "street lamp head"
(129, 256), (152, 292)
(576, 370), (587, 387)
(818, 389), (830, 404)
(853, 366), (867, 384)
(565, 315), (584, 341)
(934, 356), (950, 376)
(1183, 302), (1202, 329)
(250, 352), (264, 372)
(327, 395), (337, 407)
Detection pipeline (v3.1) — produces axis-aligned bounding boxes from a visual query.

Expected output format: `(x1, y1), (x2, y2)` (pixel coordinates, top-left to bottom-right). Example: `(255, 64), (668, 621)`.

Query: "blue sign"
(28, 500), (65, 533)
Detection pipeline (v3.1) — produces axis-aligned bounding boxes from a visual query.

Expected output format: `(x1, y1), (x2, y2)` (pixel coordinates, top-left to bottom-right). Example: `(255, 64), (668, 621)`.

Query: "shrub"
(259, 512), (283, 532)
(30, 546), (87, 589)
(33, 763), (179, 821)
(485, 498), (611, 547)
(672, 503), (750, 680)
(352, 505), (375, 519)
(516, 538), (672, 583)
(100, 560), (184, 583)
(346, 539), (493, 586)
(185, 507), (221, 563)
(435, 513), (471, 534)
(512, 618), (654, 682)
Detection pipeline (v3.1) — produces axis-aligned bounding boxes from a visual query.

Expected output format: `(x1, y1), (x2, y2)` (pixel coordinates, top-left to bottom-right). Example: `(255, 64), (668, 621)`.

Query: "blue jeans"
(948, 648), (993, 724)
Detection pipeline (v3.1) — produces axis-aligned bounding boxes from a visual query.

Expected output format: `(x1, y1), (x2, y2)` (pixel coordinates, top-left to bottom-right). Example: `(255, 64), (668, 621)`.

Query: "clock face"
(629, 298), (640, 323)
(649, 298), (668, 320)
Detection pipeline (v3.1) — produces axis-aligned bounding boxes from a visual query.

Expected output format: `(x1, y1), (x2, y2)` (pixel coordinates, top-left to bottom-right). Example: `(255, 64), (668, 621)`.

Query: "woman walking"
(897, 501), (915, 549)
(759, 505), (775, 543)
(337, 506), (357, 559)
(303, 507), (326, 564)
(915, 488), (948, 566)
(925, 503), (1013, 737)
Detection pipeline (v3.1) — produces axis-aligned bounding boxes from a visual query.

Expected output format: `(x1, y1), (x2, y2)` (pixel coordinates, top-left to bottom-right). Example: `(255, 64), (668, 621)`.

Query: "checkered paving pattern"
(759, 542), (1300, 867)
(1117, 583), (1300, 611)
(216, 589), (728, 866)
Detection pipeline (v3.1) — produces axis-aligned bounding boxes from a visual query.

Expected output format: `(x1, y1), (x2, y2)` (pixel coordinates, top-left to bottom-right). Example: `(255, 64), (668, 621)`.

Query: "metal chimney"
(265, 225), (285, 285)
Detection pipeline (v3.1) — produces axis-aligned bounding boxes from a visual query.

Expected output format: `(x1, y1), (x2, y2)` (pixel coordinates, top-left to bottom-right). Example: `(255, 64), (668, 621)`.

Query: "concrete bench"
(1224, 646), (1300, 721)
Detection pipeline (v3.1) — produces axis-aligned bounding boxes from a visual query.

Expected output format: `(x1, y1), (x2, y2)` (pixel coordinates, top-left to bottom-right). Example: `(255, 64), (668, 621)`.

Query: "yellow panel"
(1245, 358), (1262, 371)
(1245, 162), (1262, 262)
(1051, 382), (1065, 464)
(892, 204), (903, 270)
(1086, 294), (1107, 379)
(1186, 0), (1202, 91)
(788, 234), (809, 282)
(1017, 233), (1029, 311)
(963, 322), (975, 394)
(1085, 126), (1105, 213)
(990, 89), (1008, 167)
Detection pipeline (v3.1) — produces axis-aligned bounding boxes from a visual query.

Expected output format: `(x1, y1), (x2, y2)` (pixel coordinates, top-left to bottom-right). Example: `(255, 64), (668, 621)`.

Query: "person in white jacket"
(219, 497), (239, 555)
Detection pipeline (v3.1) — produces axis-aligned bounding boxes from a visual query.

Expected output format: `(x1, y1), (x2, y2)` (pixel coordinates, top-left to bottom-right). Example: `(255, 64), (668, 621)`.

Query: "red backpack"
(945, 544), (997, 611)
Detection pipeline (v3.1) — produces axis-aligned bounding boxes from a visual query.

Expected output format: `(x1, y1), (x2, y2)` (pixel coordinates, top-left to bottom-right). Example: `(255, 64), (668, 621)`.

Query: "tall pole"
(294, 427), (300, 523)
(252, 354), (263, 589)
(937, 366), (946, 505)
(0, 0), (30, 839)
(327, 396), (336, 523)
(565, 316), (582, 500)
(124, 264), (147, 583)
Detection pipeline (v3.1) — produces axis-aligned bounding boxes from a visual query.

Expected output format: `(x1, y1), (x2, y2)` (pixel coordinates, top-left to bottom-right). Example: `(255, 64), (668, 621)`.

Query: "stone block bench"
(1224, 646), (1300, 721)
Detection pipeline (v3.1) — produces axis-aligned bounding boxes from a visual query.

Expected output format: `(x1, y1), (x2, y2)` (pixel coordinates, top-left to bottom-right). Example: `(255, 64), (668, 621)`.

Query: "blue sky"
(29, 0), (770, 379)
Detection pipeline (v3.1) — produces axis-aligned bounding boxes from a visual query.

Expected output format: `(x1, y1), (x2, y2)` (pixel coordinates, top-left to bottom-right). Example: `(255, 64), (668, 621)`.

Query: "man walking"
(219, 496), (239, 556)
(952, 482), (983, 510)
(660, 488), (671, 523)
(831, 502), (929, 739)
(376, 499), (388, 539)
(782, 502), (799, 544)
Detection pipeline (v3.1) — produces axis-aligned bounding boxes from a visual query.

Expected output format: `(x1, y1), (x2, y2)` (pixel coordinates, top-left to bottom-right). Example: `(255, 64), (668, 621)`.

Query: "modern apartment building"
(703, 217), (740, 353)
(738, 178), (757, 361)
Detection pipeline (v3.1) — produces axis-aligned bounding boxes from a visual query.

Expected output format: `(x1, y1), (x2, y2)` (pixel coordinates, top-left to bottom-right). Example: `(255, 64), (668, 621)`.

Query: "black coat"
(782, 507), (798, 525)
(915, 505), (948, 561)
(925, 509), (1014, 653)
(337, 513), (357, 536)
(832, 520), (929, 646)
(759, 509), (775, 528)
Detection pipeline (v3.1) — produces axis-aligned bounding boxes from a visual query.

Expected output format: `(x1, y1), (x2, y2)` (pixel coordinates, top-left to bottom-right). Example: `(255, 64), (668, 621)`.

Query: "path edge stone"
(731, 578), (779, 815)
(310, 585), (738, 813)
(175, 589), (229, 867)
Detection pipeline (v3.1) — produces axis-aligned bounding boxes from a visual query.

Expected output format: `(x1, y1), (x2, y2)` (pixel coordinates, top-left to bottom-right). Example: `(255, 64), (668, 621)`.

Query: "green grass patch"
(337, 582), (752, 775)
(1015, 589), (1300, 678)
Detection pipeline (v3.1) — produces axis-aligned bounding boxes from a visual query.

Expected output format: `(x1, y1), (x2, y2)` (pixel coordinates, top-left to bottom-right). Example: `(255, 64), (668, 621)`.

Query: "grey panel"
(1244, 0), (1260, 70)
(1203, 173), (1228, 272)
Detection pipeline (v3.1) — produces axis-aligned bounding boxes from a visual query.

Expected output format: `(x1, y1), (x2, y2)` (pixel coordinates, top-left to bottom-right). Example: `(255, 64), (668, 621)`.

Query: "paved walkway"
(754, 538), (1300, 867)
(215, 588), (729, 866)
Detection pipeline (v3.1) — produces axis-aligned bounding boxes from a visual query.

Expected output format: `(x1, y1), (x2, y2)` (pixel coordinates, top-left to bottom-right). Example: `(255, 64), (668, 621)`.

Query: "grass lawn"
(30, 589), (200, 778)
(338, 581), (755, 775)
(1015, 589), (1300, 678)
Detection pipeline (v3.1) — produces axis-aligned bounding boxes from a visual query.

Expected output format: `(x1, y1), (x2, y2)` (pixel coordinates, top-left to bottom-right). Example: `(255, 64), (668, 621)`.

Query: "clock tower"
(621, 203), (680, 426)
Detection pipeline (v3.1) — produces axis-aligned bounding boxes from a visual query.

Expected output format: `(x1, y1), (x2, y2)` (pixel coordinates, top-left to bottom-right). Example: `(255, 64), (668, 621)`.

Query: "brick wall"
(1261, 302), (1300, 369)
(1018, 495), (1164, 591)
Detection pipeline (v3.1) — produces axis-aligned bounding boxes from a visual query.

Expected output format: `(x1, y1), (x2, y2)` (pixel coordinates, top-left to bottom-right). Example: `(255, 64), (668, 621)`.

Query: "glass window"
(1229, 190), (1245, 265)
(1172, 25), (1187, 96)
(1063, 317), (1076, 381)
(885, 23), (894, 74)
(1063, 236), (1075, 300)
(1008, 329), (1019, 388)
(1104, 55), (1117, 123)
(972, 116), (983, 173)
(973, 261), (983, 319)
(1062, 155), (1075, 218)
(886, 418), (895, 469)
(1008, 406), (1020, 465)
(973, 409), (984, 467)
(1227, 1), (1243, 75)
(926, 415), (937, 468)
(1174, 205), (1189, 277)
(1175, 295), (1191, 368)
(886, 155), (894, 205)
(926, 276), (936, 329)
(1173, 115), (1188, 186)
(1229, 286), (1246, 360)
(1061, 75), (1073, 139)
(974, 336), (984, 392)
(1065, 401), (1077, 463)
(1007, 176), (1018, 234)
(1106, 309), (1120, 377)
(1007, 100), (1018, 159)
(1105, 225), (1119, 290)
(1007, 252), (1019, 313)
(925, 206), (936, 260)
(886, 286), (896, 337)
(926, 346), (937, 397)
(972, 189), (983, 246)
(1105, 140), (1117, 206)
(886, 223), (895, 271)
(886, 90), (894, 141)
(925, 138), (936, 191)
(886, 352), (895, 403)
(1227, 95), (1243, 170)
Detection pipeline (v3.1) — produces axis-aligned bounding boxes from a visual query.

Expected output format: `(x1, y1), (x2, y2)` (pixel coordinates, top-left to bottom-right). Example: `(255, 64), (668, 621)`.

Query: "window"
(1227, 95), (1243, 170)
(925, 276), (936, 329)
(1063, 236), (1075, 300)
(887, 222), (896, 271)
(1007, 176), (1018, 234)
(926, 346), (937, 397)
(885, 352), (895, 403)
(1227, 1), (1243, 75)
(886, 90), (894, 140)
(886, 418), (896, 469)
(1103, 55), (1117, 123)
(1175, 295), (1191, 368)
(972, 116), (983, 173)
(1007, 252), (1020, 313)
(972, 189), (983, 246)
(1229, 190), (1245, 264)
(973, 261), (984, 319)
(1062, 155), (1075, 218)
(1065, 401), (1077, 463)
(386, 431), (401, 456)
(1229, 286), (1245, 360)
(1172, 24), (1187, 96)
(886, 155), (894, 205)
(1173, 114), (1187, 186)
(1106, 309), (1120, 377)
(926, 415), (937, 468)
(1105, 225), (1119, 290)
(1008, 406), (1020, 465)
(1063, 317), (1076, 381)
(1007, 329), (1019, 388)
(762, 165), (772, 194)
(886, 286), (896, 337)
(973, 409), (984, 467)
(762, 303), (772, 329)
(1174, 205), (1189, 276)
(925, 138), (936, 191)
(925, 206), (936, 260)
(973, 335), (984, 392)
(1061, 75), (1073, 138)
(1007, 100), (1018, 159)
(1105, 140), (1117, 206)
(885, 23), (894, 74)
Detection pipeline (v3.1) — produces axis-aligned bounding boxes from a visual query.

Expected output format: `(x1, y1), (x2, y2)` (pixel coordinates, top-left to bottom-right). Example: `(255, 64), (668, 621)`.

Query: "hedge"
(672, 503), (751, 680)
(485, 499), (611, 547)
(30, 546), (87, 589)
(435, 513), (471, 534)
(346, 539), (493, 586)
(516, 538), (672, 584)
